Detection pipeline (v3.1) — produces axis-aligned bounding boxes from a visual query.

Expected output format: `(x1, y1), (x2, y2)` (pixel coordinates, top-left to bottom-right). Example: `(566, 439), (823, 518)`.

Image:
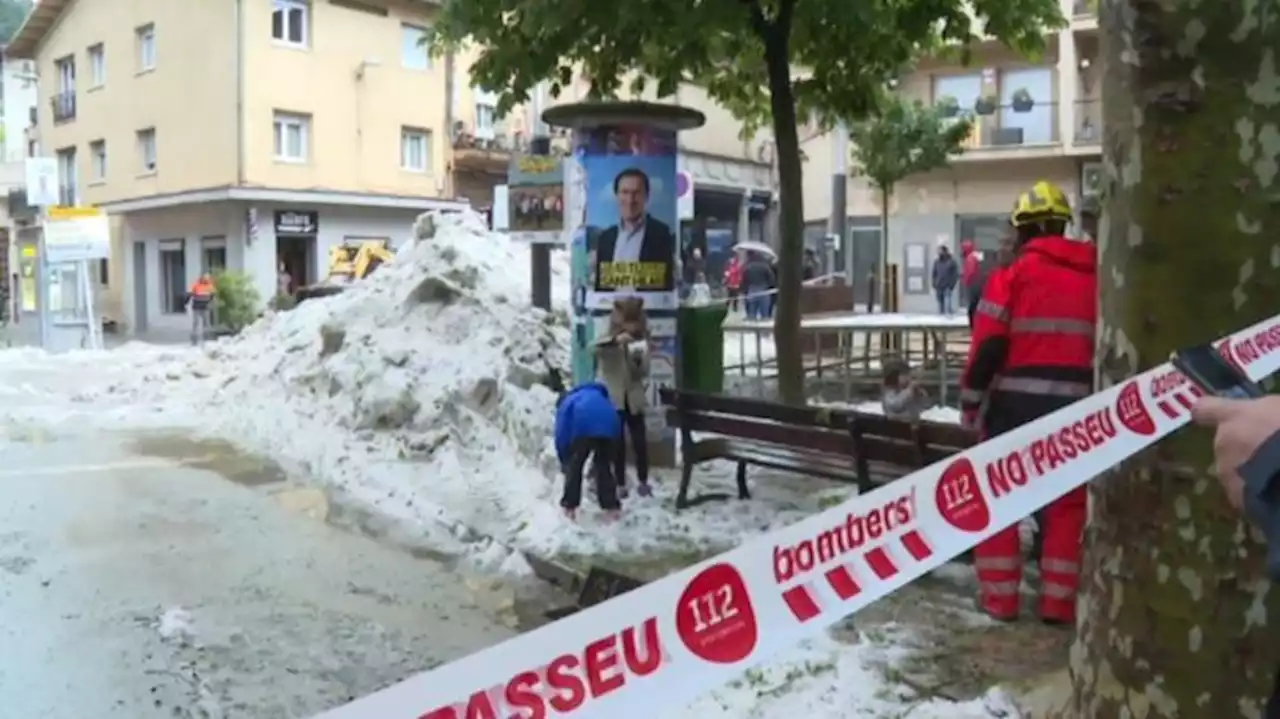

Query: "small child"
(554, 381), (623, 520)
(881, 363), (930, 421)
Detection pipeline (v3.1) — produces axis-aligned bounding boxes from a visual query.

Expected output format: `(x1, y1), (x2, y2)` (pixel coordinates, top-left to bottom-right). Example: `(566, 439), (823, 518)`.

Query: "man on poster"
(594, 168), (675, 292)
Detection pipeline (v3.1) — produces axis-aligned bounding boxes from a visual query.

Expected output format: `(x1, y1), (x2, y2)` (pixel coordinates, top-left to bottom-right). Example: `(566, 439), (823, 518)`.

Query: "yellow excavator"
(295, 239), (396, 302)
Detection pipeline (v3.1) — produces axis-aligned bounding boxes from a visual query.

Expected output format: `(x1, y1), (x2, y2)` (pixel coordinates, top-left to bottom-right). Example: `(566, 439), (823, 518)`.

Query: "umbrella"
(734, 240), (777, 259)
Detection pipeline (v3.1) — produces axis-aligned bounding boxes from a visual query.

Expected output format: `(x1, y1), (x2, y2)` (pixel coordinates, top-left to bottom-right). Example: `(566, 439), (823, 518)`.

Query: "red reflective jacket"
(961, 235), (1096, 434)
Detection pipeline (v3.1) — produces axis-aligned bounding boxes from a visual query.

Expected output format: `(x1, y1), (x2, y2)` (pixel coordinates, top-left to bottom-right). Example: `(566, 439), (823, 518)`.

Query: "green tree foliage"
(212, 270), (261, 332)
(849, 96), (972, 283)
(0, 0), (32, 43)
(431, 0), (1062, 402)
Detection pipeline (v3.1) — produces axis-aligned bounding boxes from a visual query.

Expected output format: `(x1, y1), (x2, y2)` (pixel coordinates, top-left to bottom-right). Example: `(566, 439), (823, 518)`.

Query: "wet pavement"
(0, 427), (516, 718)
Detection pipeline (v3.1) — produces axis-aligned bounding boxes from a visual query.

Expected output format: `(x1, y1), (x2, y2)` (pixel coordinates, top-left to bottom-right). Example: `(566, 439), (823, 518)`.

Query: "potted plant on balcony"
(936, 95), (960, 118)
(1012, 88), (1035, 113)
(974, 93), (998, 116)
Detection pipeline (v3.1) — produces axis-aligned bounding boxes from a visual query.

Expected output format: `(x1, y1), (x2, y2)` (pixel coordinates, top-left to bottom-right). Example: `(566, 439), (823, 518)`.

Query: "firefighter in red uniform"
(961, 180), (1097, 625)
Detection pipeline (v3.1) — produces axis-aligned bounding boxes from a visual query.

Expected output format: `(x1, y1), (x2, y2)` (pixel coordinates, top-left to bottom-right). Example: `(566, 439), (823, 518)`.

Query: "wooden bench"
(660, 388), (977, 510)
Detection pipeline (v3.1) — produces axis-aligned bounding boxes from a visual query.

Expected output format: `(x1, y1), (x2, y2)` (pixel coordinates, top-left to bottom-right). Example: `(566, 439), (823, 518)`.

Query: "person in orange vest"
(961, 181), (1097, 625)
(187, 274), (216, 346)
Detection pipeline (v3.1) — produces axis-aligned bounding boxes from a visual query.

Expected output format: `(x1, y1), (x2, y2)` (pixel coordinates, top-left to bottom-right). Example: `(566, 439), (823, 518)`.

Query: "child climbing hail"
(554, 380), (623, 521)
(881, 361), (931, 421)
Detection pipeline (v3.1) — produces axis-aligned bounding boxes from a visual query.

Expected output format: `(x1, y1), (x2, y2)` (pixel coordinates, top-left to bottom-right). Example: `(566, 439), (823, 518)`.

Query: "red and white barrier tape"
(314, 315), (1280, 719)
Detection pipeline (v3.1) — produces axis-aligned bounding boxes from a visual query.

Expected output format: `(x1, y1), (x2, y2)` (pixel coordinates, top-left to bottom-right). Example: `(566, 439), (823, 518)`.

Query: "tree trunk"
(1070, 1), (1280, 715)
(879, 186), (892, 310)
(761, 20), (805, 405)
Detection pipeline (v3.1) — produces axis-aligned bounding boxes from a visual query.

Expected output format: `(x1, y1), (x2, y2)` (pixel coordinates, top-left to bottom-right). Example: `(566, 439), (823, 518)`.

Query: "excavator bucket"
(294, 240), (391, 304)
(294, 283), (348, 302)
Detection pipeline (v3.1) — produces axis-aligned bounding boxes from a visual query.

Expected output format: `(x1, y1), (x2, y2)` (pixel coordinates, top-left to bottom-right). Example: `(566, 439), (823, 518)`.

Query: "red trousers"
(974, 486), (1086, 622)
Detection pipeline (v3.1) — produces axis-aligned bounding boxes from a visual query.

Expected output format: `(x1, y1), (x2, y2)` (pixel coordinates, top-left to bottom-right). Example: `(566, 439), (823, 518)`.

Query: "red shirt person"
(960, 180), (1097, 625)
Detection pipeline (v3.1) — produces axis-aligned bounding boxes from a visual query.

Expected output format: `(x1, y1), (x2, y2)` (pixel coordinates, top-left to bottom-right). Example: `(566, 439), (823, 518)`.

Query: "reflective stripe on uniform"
(977, 299), (1007, 321)
(974, 556), (1021, 572)
(960, 388), (986, 404)
(1009, 318), (1094, 335)
(981, 580), (1020, 597)
(994, 376), (1092, 397)
(1042, 581), (1076, 599)
(1041, 558), (1081, 575)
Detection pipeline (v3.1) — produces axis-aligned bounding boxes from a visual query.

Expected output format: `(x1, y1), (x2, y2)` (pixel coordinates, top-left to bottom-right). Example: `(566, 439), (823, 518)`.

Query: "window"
(273, 112), (309, 162)
(55, 147), (77, 206)
(159, 241), (186, 314)
(98, 259), (110, 286)
(135, 24), (156, 71)
(87, 43), (105, 87)
(137, 128), (156, 172)
(475, 103), (495, 138)
(54, 55), (75, 93)
(400, 127), (430, 172)
(999, 67), (1054, 145)
(932, 73), (981, 113)
(201, 236), (227, 274)
(272, 0), (309, 47)
(401, 24), (429, 69)
(89, 140), (106, 181)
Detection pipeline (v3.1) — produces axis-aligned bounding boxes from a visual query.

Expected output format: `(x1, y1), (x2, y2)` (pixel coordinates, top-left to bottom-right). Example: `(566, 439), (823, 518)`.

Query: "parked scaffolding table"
(722, 312), (972, 405)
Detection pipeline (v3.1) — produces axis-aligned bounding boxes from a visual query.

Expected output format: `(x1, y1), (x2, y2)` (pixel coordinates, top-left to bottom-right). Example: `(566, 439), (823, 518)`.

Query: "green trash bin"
(677, 303), (728, 394)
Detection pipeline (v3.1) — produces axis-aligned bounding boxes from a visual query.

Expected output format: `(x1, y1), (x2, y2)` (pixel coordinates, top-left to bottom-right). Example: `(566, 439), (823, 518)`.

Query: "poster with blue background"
(581, 129), (679, 311)
(569, 126), (679, 448)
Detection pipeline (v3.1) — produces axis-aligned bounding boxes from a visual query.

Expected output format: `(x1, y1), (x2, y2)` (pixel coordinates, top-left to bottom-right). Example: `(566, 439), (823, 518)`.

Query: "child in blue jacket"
(554, 381), (623, 519)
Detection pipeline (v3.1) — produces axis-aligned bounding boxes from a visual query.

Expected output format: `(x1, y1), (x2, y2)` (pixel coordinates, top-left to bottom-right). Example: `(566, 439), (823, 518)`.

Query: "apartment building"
(804, 0), (1101, 312)
(449, 71), (778, 265)
(7, 0), (466, 336)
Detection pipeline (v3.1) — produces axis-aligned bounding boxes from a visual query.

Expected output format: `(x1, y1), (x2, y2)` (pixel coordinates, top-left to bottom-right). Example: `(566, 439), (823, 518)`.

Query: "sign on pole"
(505, 154), (565, 244)
(25, 157), (59, 207)
(676, 168), (694, 221)
(44, 206), (110, 264)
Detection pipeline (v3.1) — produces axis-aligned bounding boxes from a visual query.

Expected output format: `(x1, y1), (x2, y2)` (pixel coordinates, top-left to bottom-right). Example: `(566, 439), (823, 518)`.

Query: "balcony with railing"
(1073, 98), (1102, 148)
(1071, 0), (1098, 29)
(50, 91), (76, 124)
(934, 96), (1061, 158)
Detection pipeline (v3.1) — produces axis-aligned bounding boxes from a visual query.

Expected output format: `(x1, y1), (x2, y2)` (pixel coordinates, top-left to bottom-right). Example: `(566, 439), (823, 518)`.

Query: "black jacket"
(593, 216), (675, 291)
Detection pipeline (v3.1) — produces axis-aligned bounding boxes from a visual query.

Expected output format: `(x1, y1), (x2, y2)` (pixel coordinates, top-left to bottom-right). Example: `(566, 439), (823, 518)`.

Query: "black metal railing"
(1074, 98), (1102, 144)
(933, 99), (1060, 149)
(50, 92), (76, 123)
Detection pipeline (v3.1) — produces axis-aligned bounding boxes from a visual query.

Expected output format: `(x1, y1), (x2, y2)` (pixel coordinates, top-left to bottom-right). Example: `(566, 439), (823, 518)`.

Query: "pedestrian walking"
(931, 244), (959, 315)
(187, 274), (216, 346)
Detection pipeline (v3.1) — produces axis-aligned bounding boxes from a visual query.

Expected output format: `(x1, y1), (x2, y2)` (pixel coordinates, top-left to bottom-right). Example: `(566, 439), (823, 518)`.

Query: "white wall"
(2, 56), (36, 162)
(121, 201), (424, 334)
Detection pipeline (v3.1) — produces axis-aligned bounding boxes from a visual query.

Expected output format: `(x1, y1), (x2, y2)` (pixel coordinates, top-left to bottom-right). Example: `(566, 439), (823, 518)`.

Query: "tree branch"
(739, 0), (768, 37)
(777, 0), (796, 35)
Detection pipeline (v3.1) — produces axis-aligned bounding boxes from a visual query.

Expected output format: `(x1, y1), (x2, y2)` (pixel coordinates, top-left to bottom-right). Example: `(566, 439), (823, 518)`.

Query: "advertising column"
(579, 126), (680, 452)
(550, 103), (705, 467)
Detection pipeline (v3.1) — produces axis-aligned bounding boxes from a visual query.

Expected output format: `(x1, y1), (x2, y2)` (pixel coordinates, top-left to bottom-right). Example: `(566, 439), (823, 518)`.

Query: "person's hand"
(614, 331), (633, 344)
(1190, 395), (1280, 511)
(961, 408), (980, 430)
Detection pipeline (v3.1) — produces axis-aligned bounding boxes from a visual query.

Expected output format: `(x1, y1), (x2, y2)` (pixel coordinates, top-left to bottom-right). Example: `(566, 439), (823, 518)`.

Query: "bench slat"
(659, 388), (975, 451)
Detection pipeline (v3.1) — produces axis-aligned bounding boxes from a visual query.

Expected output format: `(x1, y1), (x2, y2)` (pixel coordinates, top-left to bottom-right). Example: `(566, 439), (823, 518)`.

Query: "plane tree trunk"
(1070, 0), (1280, 716)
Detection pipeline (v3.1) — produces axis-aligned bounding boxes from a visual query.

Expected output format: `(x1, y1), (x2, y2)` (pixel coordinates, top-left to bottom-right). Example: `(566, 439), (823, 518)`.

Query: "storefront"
(680, 151), (775, 288)
(101, 187), (464, 337)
